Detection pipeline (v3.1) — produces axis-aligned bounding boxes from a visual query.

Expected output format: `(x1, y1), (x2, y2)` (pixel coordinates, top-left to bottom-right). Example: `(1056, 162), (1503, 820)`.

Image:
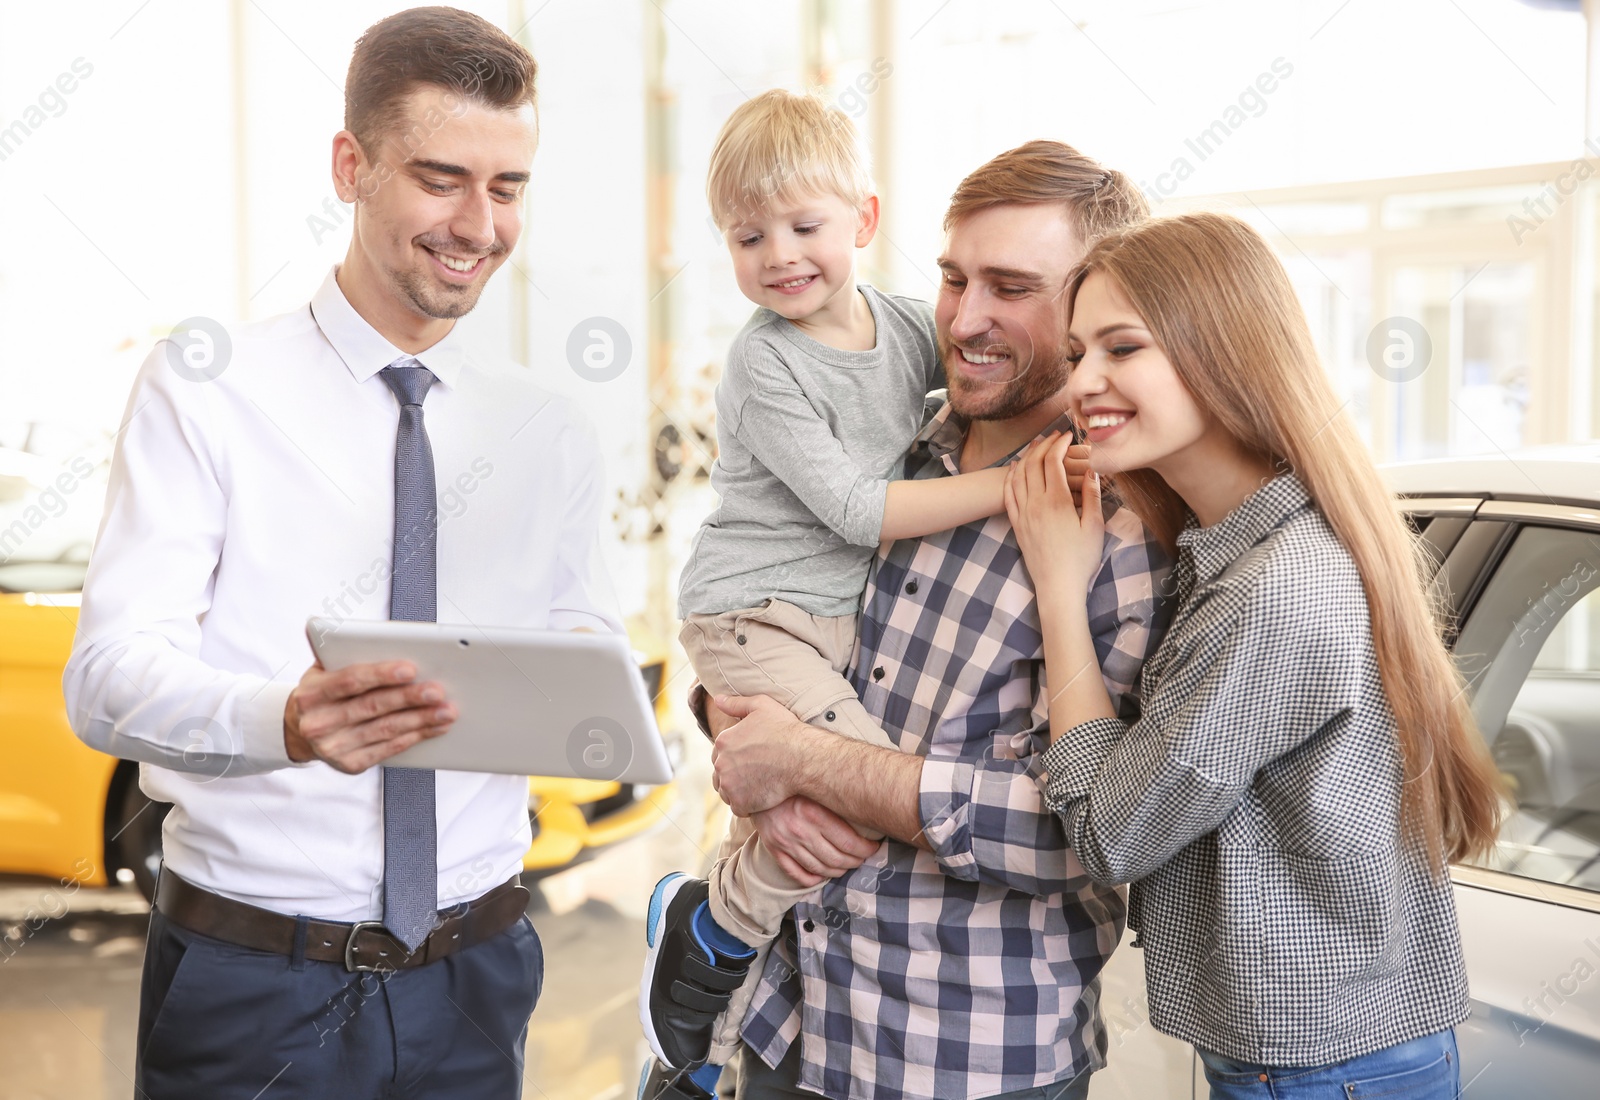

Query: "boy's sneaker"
(637, 1057), (717, 1100)
(639, 872), (755, 1069)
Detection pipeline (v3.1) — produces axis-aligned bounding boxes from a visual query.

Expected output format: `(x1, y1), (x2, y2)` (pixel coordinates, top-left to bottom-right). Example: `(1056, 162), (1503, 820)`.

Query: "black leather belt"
(154, 868), (529, 972)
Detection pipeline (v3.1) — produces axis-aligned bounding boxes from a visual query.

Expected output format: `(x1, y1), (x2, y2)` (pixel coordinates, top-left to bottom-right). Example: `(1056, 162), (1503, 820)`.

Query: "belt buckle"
(344, 921), (400, 973)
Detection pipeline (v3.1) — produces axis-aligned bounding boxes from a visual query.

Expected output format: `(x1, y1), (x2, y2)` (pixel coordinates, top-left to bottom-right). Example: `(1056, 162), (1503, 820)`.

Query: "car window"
(1431, 519), (1514, 647)
(1409, 514), (1471, 576)
(1454, 524), (1600, 892)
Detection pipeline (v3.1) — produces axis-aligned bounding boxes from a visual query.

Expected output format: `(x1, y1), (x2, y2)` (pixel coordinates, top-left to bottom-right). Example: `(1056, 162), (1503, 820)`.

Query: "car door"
(1435, 500), (1600, 1097)
(0, 565), (114, 886)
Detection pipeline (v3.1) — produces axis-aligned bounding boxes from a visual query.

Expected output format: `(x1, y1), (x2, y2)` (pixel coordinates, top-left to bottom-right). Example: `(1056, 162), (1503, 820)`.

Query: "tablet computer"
(305, 617), (674, 784)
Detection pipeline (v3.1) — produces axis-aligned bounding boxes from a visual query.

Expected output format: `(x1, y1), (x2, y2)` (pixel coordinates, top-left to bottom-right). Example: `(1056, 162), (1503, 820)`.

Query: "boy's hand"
(752, 796), (879, 886)
(1062, 442), (1092, 506)
(1017, 438), (1090, 505)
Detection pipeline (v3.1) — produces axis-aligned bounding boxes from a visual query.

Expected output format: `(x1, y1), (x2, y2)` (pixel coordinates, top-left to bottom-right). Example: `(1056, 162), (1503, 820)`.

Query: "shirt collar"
(1176, 471), (1311, 584)
(913, 390), (1076, 474)
(309, 265), (468, 389)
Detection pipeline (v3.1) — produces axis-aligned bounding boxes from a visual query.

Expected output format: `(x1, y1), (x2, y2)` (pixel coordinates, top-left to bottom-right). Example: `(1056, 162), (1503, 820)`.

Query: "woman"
(1006, 212), (1504, 1098)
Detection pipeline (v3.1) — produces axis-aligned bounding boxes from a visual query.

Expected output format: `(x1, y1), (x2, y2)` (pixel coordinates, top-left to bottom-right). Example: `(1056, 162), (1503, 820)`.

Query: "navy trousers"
(135, 907), (544, 1099)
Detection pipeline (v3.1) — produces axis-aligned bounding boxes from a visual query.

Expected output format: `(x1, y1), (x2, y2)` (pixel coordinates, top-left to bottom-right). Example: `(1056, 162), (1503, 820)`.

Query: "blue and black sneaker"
(637, 1056), (720, 1100)
(638, 872), (755, 1070)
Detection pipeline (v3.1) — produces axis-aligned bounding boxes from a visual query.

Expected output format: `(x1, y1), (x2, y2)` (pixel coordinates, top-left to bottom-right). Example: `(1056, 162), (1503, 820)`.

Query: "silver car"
(1090, 445), (1600, 1098)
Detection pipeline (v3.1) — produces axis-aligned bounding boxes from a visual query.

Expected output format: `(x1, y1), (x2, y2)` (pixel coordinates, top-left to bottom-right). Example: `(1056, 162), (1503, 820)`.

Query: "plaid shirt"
(740, 396), (1173, 1100)
(1040, 473), (1470, 1066)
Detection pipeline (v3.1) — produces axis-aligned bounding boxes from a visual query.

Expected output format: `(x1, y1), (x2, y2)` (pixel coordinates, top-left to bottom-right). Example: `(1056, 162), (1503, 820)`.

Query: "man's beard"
(392, 235), (504, 320)
(941, 334), (1071, 422)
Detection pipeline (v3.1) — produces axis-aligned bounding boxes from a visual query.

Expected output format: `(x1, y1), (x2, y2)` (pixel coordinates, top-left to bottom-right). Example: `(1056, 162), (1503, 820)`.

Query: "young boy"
(638, 90), (1011, 1100)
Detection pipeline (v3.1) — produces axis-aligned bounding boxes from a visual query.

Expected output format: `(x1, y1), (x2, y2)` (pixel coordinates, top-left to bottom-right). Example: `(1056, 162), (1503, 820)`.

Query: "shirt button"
(736, 634), (746, 645)
(904, 580), (918, 594)
(872, 666), (885, 681)
(824, 710), (836, 722)
(803, 919), (815, 932)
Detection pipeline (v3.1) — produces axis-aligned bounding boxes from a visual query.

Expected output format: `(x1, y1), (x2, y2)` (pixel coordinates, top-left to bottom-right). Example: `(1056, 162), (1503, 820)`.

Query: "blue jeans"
(1198, 1029), (1459, 1099)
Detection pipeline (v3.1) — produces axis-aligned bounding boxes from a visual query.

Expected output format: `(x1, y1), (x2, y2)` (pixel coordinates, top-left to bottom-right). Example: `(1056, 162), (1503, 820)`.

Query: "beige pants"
(679, 598), (898, 1061)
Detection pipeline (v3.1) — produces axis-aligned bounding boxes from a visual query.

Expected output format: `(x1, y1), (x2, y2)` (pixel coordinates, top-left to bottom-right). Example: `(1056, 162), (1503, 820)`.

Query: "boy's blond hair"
(706, 89), (873, 231)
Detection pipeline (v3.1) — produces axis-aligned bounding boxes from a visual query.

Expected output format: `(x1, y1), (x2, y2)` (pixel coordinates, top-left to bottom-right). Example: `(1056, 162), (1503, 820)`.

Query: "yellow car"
(0, 558), (680, 902)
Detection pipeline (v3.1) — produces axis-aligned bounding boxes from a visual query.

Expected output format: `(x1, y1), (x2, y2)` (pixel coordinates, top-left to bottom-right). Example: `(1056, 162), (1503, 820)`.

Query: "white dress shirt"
(64, 266), (624, 921)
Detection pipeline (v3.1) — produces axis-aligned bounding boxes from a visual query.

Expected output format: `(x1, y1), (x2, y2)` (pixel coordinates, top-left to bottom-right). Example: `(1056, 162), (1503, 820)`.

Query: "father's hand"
(284, 660), (455, 774)
(751, 796), (879, 887)
(710, 694), (809, 816)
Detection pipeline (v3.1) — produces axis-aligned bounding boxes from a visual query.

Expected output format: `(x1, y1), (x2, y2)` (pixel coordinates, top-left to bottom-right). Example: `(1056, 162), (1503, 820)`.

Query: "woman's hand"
(1005, 431), (1106, 599)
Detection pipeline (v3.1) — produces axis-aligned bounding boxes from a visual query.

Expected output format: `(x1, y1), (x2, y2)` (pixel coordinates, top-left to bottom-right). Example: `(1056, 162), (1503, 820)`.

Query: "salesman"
(62, 8), (619, 1097)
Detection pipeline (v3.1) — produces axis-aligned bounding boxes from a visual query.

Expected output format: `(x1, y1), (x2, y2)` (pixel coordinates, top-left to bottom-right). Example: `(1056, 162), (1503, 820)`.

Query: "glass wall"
(0, 0), (1596, 633)
(1177, 164), (1591, 462)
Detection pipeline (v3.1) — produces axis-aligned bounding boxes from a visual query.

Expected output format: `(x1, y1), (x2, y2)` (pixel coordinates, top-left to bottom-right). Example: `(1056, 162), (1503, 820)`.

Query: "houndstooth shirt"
(1040, 473), (1471, 1066)
(740, 396), (1173, 1100)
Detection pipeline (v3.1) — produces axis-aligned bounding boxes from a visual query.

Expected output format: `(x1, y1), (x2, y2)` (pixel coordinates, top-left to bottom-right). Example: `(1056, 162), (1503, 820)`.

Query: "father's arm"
(715, 702), (1095, 899)
(64, 344), (449, 776)
(697, 688), (887, 881)
(715, 708), (1093, 895)
(710, 696), (930, 851)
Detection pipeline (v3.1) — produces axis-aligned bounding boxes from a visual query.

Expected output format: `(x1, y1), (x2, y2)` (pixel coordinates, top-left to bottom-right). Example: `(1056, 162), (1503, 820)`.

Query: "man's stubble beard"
(941, 336), (1072, 422)
(393, 265), (486, 320)
(387, 227), (504, 321)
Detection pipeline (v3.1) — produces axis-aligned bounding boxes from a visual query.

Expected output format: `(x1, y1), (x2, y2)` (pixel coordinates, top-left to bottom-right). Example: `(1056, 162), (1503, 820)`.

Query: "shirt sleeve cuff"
(1039, 717), (1128, 809)
(917, 758), (977, 876)
(239, 679), (304, 771)
(845, 478), (890, 548)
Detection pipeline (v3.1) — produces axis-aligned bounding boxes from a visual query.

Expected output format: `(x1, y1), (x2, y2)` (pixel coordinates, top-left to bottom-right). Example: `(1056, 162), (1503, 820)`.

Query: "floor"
(0, 746), (1192, 1100)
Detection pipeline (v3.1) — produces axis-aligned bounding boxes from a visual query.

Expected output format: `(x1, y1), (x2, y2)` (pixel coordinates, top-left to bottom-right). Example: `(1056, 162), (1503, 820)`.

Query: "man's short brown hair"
(344, 6), (537, 155)
(944, 140), (1147, 244)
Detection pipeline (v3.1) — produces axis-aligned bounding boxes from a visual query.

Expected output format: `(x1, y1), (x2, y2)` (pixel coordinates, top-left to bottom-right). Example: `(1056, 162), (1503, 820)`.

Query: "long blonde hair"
(1068, 212), (1504, 865)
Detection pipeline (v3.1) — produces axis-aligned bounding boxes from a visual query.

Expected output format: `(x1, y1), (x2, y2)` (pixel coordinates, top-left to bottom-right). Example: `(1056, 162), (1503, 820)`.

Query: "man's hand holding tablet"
(284, 660), (455, 773)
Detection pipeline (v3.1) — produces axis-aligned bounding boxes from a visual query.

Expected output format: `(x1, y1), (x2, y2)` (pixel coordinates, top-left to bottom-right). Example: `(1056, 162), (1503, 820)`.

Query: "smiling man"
(699, 143), (1173, 1100)
(63, 9), (621, 1098)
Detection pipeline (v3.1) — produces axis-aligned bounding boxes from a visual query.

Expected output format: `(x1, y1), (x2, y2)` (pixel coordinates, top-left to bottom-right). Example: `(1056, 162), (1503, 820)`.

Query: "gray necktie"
(380, 360), (438, 951)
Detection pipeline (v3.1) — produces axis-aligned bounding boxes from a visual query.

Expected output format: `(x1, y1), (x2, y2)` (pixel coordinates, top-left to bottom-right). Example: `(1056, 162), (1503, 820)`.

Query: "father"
(64, 8), (617, 1097)
(706, 142), (1171, 1100)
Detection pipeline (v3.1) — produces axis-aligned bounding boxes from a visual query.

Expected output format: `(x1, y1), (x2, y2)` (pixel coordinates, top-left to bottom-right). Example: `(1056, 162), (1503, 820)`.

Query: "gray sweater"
(678, 285), (943, 618)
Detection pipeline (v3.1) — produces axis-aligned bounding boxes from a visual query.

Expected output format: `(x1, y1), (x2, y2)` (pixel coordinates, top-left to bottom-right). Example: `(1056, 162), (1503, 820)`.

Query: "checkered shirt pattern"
(740, 396), (1174, 1100)
(1040, 472), (1471, 1066)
